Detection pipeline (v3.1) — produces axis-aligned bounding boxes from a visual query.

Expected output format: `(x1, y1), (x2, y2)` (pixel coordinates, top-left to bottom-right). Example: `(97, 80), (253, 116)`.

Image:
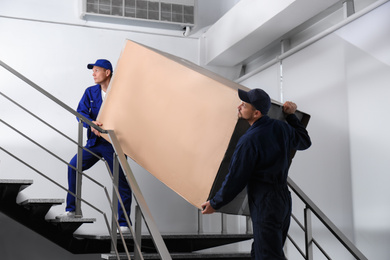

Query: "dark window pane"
(112, 0), (122, 7)
(172, 4), (183, 14)
(161, 3), (171, 13)
(99, 4), (111, 15)
(148, 1), (159, 12)
(184, 14), (194, 24)
(148, 10), (159, 20)
(184, 5), (193, 16)
(125, 0), (135, 8)
(172, 12), (183, 23)
(136, 9), (147, 19)
(125, 7), (136, 17)
(87, 3), (99, 13)
(161, 11), (171, 21)
(112, 6), (123, 16)
(136, 0), (147, 10)
(100, 0), (111, 6)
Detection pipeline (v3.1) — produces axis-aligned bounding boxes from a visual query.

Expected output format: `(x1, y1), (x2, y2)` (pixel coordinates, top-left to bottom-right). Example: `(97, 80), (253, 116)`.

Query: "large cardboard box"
(98, 40), (310, 215)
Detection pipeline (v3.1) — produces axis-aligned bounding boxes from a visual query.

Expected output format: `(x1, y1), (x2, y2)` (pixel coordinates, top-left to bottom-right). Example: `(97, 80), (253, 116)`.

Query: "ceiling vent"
(82, 0), (195, 28)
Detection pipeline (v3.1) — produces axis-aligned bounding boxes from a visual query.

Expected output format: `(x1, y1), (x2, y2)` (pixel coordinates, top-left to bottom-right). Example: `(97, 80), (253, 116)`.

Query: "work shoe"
(118, 226), (130, 233)
(56, 211), (76, 219)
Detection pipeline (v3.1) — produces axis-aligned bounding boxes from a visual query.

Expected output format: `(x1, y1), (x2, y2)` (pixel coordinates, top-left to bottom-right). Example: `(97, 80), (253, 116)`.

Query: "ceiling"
(200, 0), (342, 66)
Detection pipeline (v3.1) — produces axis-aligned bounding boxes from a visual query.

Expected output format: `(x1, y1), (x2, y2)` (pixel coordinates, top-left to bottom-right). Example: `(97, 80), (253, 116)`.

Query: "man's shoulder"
(85, 84), (100, 91)
(83, 84), (101, 96)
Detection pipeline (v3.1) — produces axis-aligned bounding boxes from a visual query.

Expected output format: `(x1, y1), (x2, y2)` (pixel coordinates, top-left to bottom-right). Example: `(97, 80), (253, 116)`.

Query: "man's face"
(237, 101), (256, 121)
(92, 66), (110, 84)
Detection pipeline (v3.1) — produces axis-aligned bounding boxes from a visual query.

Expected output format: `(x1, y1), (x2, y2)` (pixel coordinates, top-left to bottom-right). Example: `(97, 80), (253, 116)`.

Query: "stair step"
(76, 233), (253, 253)
(101, 252), (251, 260)
(19, 198), (64, 218)
(47, 217), (96, 233)
(0, 179), (33, 202)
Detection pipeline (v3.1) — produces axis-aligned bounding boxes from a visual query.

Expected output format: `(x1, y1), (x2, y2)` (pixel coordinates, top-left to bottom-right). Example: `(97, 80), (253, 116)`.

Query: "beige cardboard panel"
(98, 40), (245, 209)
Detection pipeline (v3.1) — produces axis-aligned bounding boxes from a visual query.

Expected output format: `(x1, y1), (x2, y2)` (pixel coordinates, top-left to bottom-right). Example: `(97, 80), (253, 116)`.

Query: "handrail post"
(197, 209), (203, 234)
(304, 207), (314, 260)
(134, 205), (142, 260)
(107, 130), (172, 260)
(111, 154), (120, 252)
(246, 216), (252, 234)
(75, 120), (84, 218)
(221, 213), (227, 234)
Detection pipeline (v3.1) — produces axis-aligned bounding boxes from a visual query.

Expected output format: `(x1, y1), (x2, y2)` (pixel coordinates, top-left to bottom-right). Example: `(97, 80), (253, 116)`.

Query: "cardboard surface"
(98, 40), (310, 215)
(98, 40), (244, 210)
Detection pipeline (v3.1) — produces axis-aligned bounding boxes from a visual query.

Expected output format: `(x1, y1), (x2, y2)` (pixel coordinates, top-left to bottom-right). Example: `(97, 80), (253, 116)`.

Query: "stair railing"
(0, 60), (171, 260)
(108, 130), (172, 260)
(287, 176), (367, 260)
(0, 144), (124, 258)
(0, 90), (132, 259)
(0, 96), (131, 259)
(2, 59), (368, 259)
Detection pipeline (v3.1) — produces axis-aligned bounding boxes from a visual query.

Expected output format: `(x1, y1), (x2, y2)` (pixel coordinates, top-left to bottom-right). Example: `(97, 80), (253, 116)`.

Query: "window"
(85, 0), (195, 26)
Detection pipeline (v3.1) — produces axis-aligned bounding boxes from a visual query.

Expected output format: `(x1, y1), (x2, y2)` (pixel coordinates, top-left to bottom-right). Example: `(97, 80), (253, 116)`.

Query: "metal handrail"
(0, 60), (106, 134)
(108, 130), (172, 260)
(287, 177), (368, 260)
(0, 59), (159, 260)
(0, 146), (122, 258)
(1, 58), (367, 259)
(0, 117), (128, 259)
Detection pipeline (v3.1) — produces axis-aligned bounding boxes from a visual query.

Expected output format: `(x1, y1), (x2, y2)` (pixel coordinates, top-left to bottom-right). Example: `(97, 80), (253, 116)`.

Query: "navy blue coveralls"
(210, 114), (311, 260)
(66, 84), (132, 227)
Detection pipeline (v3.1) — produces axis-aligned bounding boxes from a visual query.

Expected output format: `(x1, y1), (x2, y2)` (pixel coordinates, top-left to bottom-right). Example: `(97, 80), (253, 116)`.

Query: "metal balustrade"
(0, 59), (170, 260)
(286, 177), (367, 260)
(0, 59), (368, 259)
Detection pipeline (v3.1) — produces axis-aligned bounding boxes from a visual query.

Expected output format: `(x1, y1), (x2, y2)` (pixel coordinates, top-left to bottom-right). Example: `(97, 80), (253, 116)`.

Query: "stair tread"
(20, 198), (64, 205)
(48, 217), (96, 223)
(76, 233), (253, 240)
(0, 179), (33, 192)
(101, 252), (251, 260)
(0, 179), (34, 184)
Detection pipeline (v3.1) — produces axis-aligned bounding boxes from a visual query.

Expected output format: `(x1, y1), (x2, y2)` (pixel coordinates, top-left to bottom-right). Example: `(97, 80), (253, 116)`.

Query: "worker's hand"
(91, 121), (103, 137)
(201, 201), (216, 214)
(283, 101), (297, 115)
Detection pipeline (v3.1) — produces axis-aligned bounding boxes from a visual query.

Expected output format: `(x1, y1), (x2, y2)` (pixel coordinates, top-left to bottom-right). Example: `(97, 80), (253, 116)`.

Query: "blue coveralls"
(210, 114), (311, 260)
(66, 84), (132, 227)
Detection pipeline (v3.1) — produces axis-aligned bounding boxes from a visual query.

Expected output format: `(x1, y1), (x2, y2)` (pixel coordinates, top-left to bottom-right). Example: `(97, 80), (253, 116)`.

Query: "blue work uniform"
(66, 84), (132, 227)
(210, 114), (311, 260)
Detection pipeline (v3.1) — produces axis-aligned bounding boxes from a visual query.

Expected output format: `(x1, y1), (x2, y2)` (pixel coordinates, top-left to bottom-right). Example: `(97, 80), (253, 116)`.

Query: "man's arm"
(283, 101), (311, 150)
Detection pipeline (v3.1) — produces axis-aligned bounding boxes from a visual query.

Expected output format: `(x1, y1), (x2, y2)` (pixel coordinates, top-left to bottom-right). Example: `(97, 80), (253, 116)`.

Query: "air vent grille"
(85, 0), (195, 26)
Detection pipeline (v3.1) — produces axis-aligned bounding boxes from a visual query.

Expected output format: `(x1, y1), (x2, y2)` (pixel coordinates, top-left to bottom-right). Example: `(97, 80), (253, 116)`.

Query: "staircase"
(0, 179), (253, 259)
(0, 60), (368, 260)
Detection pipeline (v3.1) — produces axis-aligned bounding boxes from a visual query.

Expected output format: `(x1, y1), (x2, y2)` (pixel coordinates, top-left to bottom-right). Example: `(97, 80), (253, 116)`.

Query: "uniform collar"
(251, 115), (270, 128)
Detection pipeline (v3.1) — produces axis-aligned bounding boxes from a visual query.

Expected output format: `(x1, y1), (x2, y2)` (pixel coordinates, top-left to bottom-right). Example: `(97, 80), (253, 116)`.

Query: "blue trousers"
(248, 185), (291, 260)
(66, 139), (132, 226)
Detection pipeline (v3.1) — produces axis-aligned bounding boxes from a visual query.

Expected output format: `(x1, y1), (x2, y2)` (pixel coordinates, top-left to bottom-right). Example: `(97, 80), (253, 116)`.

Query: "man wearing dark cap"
(57, 59), (132, 233)
(201, 88), (311, 260)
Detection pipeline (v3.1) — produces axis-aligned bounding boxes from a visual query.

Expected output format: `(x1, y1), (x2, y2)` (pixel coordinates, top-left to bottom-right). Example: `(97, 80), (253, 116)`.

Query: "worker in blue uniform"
(57, 59), (132, 233)
(201, 88), (311, 260)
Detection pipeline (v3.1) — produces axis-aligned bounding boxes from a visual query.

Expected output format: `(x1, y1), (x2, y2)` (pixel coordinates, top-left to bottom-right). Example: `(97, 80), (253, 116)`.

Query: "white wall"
(0, 0), (201, 239)
(239, 2), (390, 259)
(337, 3), (390, 259)
(1, 0), (389, 260)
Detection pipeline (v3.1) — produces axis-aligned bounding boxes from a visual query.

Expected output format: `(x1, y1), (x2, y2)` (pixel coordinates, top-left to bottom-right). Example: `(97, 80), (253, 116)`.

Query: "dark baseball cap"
(87, 59), (113, 72)
(238, 88), (271, 115)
